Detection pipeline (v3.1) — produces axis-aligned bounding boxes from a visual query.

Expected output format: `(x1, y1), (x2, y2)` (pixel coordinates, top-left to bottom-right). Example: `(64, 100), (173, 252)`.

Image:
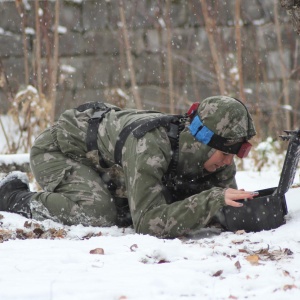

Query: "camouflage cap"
(197, 96), (256, 141)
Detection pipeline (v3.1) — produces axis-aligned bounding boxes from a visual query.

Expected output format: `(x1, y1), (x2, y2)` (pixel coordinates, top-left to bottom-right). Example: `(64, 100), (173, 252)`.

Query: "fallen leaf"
(0, 214), (4, 219)
(284, 248), (293, 256)
(82, 231), (102, 240)
(255, 245), (270, 255)
(283, 284), (297, 291)
(50, 228), (67, 239)
(119, 296), (127, 300)
(33, 228), (45, 238)
(130, 244), (138, 252)
(234, 260), (241, 270)
(157, 259), (170, 264)
(24, 221), (32, 228)
(90, 248), (105, 255)
(212, 270), (223, 277)
(246, 255), (259, 265)
(232, 239), (244, 245)
(235, 230), (245, 235)
(229, 295), (238, 299)
(238, 249), (248, 253)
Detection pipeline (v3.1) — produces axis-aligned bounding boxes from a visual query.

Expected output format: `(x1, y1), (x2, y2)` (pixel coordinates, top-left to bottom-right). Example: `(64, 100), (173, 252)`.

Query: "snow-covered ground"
(0, 117), (300, 299)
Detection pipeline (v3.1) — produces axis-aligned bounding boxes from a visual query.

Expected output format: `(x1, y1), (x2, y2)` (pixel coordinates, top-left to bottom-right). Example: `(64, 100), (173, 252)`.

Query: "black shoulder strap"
(114, 115), (183, 166)
(114, 119), (148, 166)
(76, 101), (108, 112)
(76, 102), (111, 153)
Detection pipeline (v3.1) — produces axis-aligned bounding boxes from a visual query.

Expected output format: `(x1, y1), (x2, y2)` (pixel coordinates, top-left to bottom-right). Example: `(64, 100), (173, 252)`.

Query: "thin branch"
(234, 0), (245, 101)
(200, 0), (226, 95)
(49, 0), (60, 122)
(34, 0), (42, 95)
(165, 0), (175, 114)
(0, 117), (12, 153)
(274, 1), (291, 130)
(16, 1), (29, 85)
(119, 0), (142, 109)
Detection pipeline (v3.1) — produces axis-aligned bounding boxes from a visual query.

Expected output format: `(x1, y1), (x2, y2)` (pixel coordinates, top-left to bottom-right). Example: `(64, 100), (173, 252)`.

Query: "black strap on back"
(114, 115), (183, 167)
(76, 101), (119, 167)
(86, 110), (111, 153)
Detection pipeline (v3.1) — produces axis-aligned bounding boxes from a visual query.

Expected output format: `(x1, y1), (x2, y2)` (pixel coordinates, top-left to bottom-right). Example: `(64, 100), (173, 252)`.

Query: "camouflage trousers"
(30, 128), (118, 226)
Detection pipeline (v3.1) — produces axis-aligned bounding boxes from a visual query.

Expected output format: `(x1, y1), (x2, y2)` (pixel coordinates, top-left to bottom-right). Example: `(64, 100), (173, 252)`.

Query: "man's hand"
(225, 188), (259, 207)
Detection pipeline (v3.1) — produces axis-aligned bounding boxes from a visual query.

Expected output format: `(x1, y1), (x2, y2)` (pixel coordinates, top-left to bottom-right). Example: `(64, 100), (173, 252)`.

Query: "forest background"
(0, 0), (299, 161)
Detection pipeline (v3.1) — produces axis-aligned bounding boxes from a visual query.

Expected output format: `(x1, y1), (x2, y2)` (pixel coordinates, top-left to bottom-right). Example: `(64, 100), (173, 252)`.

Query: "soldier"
(0, 96), (257, 238)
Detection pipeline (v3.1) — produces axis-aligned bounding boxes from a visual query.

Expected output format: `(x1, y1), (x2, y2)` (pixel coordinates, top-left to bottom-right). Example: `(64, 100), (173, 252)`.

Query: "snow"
(15, 84), (38, 98)
(57, 26), (67, 34)
(25, 27), (35, 35)
(0, 119), (300, 299)
(281, 105), (293, 111)
(60, 64), (76, 74)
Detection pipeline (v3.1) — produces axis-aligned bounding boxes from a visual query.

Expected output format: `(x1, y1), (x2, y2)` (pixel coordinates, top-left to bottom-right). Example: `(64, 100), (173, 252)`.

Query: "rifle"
(223, 130), (300, 232)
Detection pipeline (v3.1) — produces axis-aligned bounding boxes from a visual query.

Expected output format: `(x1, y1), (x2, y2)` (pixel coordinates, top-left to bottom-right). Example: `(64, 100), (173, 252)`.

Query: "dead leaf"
(229, 295), (238, 299)
(157, 259), (170, 264)
(33, 228), (45, 238)
(254, 245), (270, 255)
(234, 260), (241, 270)
(284, 248), (293, 255)
(212, 270), (223, 277)
(119, 296), (127, 300)
(283, 284), (297, 291)
(246, 255), (259, 265)
(0, 229), (13, 242)
(16, 228), (27, 240)
(0, 214), (4, 219)
(238, 249), (248, 253)
(232, 239), (244, 245)
(24, 221), (41, 229)
(235, 230), (245, 235)
(130, 244), (138, 252)
(90, 248), (105, 255)
(82, 232), (102, 240)
(50, 228), (68, 239)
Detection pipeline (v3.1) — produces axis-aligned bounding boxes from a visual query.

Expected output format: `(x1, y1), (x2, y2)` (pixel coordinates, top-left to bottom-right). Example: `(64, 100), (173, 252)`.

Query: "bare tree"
(165, 0), (175, 114)
(274, 1), (291, 130)
(119, 0), (142, 109)
(200, 0), (227, 95)
(49, 0), (60, 122)
(234, 0), (246, 102)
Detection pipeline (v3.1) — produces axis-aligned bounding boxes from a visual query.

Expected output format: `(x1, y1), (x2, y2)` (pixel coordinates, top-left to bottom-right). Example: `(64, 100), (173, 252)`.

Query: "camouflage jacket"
(51, 104), (237, 238)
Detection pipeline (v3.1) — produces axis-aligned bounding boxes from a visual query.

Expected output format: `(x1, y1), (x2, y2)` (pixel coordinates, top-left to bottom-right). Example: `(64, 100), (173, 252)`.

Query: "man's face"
(203, 150), (234, 172)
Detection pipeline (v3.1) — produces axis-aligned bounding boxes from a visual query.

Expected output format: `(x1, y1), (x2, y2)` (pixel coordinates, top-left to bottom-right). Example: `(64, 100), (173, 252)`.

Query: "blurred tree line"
(0, 0), (299, 153)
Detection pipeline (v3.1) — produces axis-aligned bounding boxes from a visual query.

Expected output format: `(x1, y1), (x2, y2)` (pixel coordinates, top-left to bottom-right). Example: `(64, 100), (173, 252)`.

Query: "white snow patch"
(58, 26), (67, 34)
(60, 64), (76, 74)
(25, 27), (35, 35)
(0, 171), (29, 188)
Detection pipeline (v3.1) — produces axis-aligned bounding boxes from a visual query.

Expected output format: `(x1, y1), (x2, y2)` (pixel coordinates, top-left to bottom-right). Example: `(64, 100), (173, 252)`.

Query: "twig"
(0, 117), (12, 153)
(234, 0), (245, 101)
(274, 1), (291, 130)
(200, 0), (226, 95)
(15, 1), (29, 85)
(49, 0), (60, 122)
(119, 0), (142, 109)
(34, 0), (42, 95)
(165, 0), (175, 114)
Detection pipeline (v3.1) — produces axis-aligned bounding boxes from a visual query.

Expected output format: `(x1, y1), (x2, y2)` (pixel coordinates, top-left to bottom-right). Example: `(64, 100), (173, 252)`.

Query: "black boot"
(0, 172), (35, 218)
(114, 197), (133, 227)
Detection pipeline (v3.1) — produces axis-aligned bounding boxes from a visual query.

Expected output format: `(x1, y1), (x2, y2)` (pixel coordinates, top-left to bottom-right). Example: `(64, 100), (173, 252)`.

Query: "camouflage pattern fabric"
(198, 96), (256, 140)
(29, 96), (255, 238)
